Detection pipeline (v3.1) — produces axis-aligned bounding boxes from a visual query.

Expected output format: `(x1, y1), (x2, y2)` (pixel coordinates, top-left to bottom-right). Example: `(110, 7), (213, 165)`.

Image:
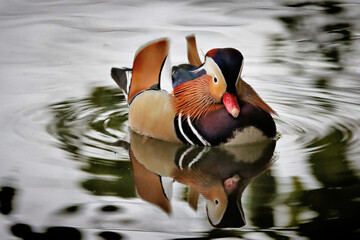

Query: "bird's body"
(111, 36), (277, 146)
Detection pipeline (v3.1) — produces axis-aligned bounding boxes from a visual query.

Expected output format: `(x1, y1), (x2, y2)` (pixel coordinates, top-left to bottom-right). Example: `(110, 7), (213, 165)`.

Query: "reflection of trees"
(81, 158), (134, 198)
(297, 128), (360, 239)
(274, 0), (353, 66)
(283, 127), (360, 239)
(246, 126), (360, 239)
(270, 0), (355, 112)
(248, 171), (276, 229)
(248, 172), (294, 240)
(48, 87), (135, 198)
(245, 1), (360, 238)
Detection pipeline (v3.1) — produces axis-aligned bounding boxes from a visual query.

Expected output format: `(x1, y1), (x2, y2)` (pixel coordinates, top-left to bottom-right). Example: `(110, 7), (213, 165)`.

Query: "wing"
(128, 39), (170, 102)
(172, 64), (203, 88)
(111, 67), (132, 101)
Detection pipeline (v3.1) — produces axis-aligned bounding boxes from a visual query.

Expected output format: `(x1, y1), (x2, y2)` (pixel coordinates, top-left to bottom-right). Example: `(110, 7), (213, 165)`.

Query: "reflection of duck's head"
(205, 182), (229, 227)
(129, 130), (276, 228)
(173, 168), (232, 227)
(203, 174), (247, 228)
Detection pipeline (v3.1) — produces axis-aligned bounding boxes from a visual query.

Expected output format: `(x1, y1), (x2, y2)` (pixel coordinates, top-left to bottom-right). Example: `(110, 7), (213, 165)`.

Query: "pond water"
(1, 0), (360, 239)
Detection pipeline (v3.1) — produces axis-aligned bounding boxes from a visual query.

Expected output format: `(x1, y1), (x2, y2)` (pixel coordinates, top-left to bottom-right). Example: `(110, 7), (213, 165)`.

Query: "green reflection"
(48, 86), (134, 198)
(281, 127), (360, 239)
(297, 128), (360, 239)
(88, 86), (125, 109)
(245, 125), (360, 238)
(248, 170), (276, 228)
(285, 177), (305, 227)
(81, 158), (135, 198)
(308, 128), (358, 186)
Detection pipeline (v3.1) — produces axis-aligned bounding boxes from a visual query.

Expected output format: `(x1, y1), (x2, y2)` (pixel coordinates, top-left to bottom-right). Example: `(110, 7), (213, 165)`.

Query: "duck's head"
(203, 48), (244, 118)
(173, 47), (276, 119)
(172, 48), (242, 119)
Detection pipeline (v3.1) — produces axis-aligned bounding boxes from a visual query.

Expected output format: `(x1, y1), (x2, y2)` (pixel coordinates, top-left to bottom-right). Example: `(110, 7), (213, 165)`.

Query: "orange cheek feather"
(223, 92), (240, 118)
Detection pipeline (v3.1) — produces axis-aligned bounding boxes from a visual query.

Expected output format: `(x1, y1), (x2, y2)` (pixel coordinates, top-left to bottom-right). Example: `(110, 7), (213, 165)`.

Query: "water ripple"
(47, 87), (129, 162)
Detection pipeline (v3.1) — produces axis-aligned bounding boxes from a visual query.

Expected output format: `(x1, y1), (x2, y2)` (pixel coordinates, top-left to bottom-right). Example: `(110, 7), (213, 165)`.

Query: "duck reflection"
(129, 130), (276, 228)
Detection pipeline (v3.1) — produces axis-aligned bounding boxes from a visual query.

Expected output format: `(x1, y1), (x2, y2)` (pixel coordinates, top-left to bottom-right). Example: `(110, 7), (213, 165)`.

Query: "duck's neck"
(172, 75), (222, 119)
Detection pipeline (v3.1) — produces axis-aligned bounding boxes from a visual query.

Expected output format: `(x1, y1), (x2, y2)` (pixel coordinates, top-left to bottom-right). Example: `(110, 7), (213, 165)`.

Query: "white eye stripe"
(204, 57), (226, 86)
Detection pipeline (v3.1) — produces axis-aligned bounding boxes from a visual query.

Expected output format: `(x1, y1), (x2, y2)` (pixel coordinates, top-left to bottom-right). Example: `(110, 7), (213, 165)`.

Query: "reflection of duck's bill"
(207, 190), (245, 228)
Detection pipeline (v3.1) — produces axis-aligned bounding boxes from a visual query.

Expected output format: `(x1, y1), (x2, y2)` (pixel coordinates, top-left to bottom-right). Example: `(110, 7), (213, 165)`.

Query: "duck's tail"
(111, 39), (170, 104)
(111, 67), (132, 101)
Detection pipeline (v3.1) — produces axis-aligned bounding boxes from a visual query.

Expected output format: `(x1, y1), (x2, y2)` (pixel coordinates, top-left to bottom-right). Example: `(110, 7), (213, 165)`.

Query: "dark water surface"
(1, 0), (360, 239)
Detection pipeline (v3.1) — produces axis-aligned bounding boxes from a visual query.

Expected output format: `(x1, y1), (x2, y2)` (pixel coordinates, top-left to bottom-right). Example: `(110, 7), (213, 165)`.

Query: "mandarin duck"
(111, 36), (277, 146)
(128, 130), (276, 227)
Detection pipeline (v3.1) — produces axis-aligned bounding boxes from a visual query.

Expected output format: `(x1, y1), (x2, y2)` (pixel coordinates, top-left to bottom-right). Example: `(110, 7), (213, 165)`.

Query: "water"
(1, 0), (360, 239)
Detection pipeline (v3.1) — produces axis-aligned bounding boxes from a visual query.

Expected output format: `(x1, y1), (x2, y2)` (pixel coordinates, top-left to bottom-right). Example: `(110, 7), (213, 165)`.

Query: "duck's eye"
(214, 199), (219, 205)
(213, 77), (218, 84)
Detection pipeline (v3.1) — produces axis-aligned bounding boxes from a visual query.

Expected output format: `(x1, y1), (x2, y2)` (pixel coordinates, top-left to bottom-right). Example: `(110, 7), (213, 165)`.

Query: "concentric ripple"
(47, 87), (129, 163)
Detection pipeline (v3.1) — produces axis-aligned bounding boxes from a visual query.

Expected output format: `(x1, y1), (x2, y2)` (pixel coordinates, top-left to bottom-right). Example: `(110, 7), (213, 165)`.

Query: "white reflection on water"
(1, 0), (360, 239)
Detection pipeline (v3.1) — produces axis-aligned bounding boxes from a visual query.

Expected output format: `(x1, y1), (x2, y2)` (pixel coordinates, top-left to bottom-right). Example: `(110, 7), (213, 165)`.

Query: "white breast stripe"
(178, 146), (194, 170)
(188, 147), (208, 168)
(178, 113), (194, 145)
(187, 116), (211, 146)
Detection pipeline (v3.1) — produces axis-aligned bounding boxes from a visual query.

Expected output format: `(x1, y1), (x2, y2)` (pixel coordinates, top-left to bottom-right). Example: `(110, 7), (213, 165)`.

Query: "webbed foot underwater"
(111, 36), (276, 146)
